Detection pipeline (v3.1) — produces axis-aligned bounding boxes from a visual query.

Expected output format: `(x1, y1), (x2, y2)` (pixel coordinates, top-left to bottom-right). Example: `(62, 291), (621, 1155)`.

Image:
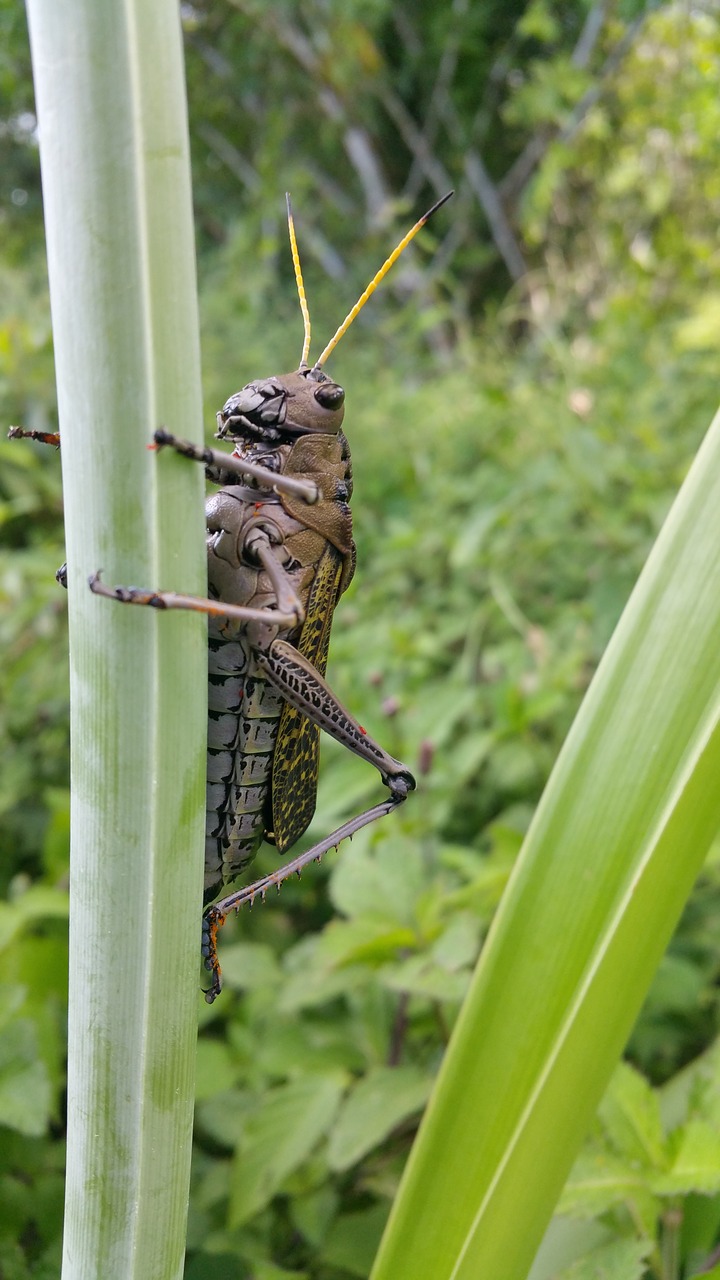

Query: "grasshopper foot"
(201, 906), (226, 1004)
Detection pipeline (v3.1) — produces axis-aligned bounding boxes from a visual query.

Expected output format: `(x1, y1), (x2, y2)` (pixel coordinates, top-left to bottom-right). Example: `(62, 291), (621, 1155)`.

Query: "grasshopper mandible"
(13, 192), (452, 1001)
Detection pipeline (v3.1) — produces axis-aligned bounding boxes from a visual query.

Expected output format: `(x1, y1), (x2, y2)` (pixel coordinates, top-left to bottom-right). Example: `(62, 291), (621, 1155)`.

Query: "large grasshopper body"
(16, 192), (451, 1001)
(200, 368), (411, 905)
(110, 361), (416, 1002)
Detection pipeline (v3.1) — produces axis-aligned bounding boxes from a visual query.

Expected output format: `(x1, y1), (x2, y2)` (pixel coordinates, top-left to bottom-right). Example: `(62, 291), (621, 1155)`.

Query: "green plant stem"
(25, 3), (207, 1277)
(661, 1206), (682, 1280)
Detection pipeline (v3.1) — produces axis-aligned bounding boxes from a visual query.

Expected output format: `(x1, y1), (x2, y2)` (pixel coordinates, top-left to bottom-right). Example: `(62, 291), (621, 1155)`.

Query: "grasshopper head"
(216, 365), (344, 444)
(217, 191), (452, 447)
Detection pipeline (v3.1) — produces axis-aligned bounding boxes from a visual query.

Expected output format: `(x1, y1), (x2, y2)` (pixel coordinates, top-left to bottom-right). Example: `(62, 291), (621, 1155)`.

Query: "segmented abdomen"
(204, 624), (283, 902)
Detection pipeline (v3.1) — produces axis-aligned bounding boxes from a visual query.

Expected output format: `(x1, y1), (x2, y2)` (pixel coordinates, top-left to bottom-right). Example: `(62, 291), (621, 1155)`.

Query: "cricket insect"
(11, 191), (452, 1002)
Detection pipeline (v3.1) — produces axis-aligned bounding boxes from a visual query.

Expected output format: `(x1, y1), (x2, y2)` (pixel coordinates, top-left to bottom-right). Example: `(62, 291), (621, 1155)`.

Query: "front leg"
(153, 429), (318, 504)
(8, 426), (61, 447)
(88, 569), (304, 631)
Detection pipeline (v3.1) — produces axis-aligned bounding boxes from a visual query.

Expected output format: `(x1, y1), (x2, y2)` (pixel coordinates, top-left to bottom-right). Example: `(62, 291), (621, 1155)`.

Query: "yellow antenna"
(286, 193), (311, 366)
(314, 190), (453, 369)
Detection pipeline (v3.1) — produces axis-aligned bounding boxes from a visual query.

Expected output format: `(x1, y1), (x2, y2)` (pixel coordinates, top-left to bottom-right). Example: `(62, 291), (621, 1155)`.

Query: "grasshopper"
(13, 192), (452, 1002)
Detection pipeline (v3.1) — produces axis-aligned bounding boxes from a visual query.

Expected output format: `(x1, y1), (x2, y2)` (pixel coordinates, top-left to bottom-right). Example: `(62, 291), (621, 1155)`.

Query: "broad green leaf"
(558, 1151), (651, 1220)
(653, 1120), (720, 1196)
(327, 1066), (433, 1171)
(0, 1020), (51, 1136)
(680, 1191), (720, 1274)
(329, 836), (428, 923)
(278, 952), (368, 1013)
(598, 1062), (666, 1170)
(212, 940), (283, 997)
(313, 917), (419, 967)
(195, 1089), (251, 1152)
(229, 1076), (344, 1226)
(528, 1218), (613, 1280)
(430, 912), (482, 971)
(289, 1184), (338, 1248)
(0, 889), (69, 951)
(194, 1040), (238, 1102)
(371, 406), (720, 1280)
(660, 1035), (720, 1132)
(321, 1205), (390, 1279)
(248, 1020), (363, 1080)
(556, 1236), (651, 1280)
(380, 954), (470, 1004)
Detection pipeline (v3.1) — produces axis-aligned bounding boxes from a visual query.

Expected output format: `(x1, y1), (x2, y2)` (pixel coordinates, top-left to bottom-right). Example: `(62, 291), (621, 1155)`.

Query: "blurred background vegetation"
(1, 1), (720, 1276)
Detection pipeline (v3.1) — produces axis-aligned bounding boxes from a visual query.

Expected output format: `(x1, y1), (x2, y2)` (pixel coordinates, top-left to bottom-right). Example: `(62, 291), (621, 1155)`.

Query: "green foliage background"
(1, 2), (720, 1277)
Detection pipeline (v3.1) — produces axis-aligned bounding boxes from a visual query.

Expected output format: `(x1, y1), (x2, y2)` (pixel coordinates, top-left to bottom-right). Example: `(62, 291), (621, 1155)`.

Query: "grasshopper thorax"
(216, 365), (345, 445)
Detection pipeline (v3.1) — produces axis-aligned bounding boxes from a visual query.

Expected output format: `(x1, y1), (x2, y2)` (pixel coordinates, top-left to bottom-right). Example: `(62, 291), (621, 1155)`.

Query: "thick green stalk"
(25, 4), (206, 1278)
(372, 406), (720, 1280)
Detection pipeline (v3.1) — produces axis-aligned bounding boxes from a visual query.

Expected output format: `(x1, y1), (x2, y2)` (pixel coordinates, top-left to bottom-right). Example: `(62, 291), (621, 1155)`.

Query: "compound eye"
(314, 383), (345, 411)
